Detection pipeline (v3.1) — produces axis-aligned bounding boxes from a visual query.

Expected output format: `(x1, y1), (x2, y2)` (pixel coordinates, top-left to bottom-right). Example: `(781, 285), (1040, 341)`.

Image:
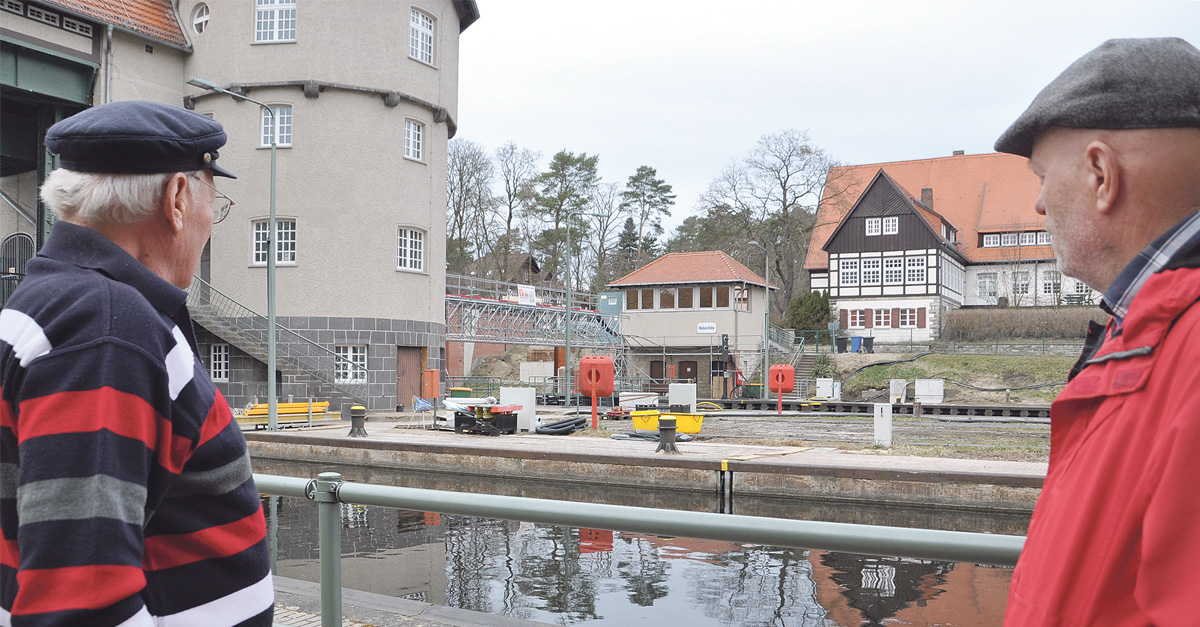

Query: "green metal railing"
(256, 471), (1025, 627)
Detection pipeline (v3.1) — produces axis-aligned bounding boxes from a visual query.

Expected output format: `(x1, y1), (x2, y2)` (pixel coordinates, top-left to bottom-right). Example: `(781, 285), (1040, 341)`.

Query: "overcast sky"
(457, 1), (1200, 234)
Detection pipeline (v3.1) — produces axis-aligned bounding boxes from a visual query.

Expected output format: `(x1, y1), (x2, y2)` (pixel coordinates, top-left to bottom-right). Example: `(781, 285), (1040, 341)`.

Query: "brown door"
(650, 360), (664, 381)
(397, 347), (423, 408)
(679, 360), (698, 381)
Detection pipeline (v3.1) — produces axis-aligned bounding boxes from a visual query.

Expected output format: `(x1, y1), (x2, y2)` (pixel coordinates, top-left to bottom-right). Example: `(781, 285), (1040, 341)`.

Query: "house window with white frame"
(1075, 280), (1090, 294)
(209, 343), (229, 381)
(1044, 270), (1061, 295)
(906, 257), (926, 283)
(335, 345), (367, 383)
(404, 119), (424, 161)
(978, 272), (998, 300)
(865, 218), (881, 236)
(883, 216), (899, 235)
(410, 8), (435, 65)
(884, 257), (904, 284)
(861, 258), (881, 285)
(1020, 232), (1037, 246)
(840, 259), (859, 286)
(1038, 231), (1053, 245)
(252, 219), (296, 265)
(874, 308), (891, 328)
(899, 308), (918, 328)
(192, 3), (209, 34)
(254, 0), (295, 43)
(398, 227), (425, 271)
(261, 105), (292, 147)
(1014, 271), (1030, 295)
(848, 309), (866, 329)
(1002, 233), (1018, 247)
(983, 233), (1000, 247)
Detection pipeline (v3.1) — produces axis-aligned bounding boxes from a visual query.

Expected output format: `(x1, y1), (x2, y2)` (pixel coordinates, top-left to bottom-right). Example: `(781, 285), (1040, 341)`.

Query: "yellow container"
(633, 410), (703, 434)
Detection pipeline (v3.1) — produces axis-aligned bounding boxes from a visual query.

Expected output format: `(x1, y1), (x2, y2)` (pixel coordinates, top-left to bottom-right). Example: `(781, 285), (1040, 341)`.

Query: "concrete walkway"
(271, 576), (553, 627)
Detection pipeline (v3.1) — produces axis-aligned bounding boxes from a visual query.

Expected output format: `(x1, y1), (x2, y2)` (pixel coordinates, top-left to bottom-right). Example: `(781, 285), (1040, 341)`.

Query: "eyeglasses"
(190, 175), (235, 224)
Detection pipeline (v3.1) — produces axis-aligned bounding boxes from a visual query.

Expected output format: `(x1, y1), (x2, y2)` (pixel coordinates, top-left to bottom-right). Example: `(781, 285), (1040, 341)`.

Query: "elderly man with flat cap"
(0, 101), (273, 625)
(995, 37), (1200, 626)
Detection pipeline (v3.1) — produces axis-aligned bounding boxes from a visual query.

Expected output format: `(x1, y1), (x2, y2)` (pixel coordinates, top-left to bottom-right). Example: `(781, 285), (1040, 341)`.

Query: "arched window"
(1, 233), (34, 306)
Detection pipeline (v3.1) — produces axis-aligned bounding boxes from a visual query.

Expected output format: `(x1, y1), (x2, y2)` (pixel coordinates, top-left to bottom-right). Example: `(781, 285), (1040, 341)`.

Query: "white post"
(873, 403), (893, 447)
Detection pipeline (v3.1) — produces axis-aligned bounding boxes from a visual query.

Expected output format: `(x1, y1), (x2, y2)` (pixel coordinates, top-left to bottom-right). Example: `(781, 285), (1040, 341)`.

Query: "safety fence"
(256, 471), (1024, 627)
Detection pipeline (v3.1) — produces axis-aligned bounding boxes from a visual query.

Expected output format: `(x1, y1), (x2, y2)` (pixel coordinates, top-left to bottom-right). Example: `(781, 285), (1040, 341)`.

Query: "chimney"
(952, 150), (965, 156)
(921, 188), (933, 209)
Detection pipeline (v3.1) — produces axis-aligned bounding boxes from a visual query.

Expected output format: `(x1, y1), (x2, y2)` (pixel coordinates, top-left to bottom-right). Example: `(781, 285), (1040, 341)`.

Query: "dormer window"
(865, 218), (881, 236)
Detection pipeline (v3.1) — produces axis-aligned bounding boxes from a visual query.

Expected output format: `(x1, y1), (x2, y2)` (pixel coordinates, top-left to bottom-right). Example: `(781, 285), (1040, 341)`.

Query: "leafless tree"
(446, 138), (497, 274)
(493, 142), (541, 277)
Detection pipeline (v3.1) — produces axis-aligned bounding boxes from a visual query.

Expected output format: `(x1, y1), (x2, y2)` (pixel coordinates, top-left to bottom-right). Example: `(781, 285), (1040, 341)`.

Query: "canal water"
(256, 459), (1027, 626)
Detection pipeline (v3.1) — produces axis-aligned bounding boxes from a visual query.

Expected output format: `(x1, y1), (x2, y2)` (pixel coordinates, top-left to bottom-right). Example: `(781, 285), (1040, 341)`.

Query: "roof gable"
(608, 251), (772, 288)
(805, 153), (1048, 269)
(820, 169), (949, 251)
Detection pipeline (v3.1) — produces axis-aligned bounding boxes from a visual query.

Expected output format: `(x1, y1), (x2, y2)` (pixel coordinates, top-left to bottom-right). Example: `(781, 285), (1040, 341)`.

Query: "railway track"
(701, 398), (1051, 420)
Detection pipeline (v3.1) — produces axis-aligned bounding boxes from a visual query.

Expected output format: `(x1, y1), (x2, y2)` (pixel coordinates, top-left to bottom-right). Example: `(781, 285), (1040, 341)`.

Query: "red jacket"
(1005, 266), (1200, 626)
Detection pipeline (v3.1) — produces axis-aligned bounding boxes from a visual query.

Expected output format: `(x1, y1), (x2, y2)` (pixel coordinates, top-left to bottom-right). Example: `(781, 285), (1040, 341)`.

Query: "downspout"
(104, 25), (113, 103)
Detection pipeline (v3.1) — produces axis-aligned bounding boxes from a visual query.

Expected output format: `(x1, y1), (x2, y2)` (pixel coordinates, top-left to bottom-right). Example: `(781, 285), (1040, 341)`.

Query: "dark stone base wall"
(195, 316), (445, 411)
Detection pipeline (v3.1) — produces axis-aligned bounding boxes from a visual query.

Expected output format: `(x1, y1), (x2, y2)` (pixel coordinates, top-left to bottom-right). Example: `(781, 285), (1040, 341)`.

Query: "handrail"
(187, 276), (369, 401)
(0, 190), (37, 227)
(446, 273), (597, 310)
(254, 471), (1023, 627)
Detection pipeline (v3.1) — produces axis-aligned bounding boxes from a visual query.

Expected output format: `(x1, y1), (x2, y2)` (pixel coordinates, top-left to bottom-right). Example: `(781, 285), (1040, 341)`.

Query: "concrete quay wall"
(245, 431), (1043, 515)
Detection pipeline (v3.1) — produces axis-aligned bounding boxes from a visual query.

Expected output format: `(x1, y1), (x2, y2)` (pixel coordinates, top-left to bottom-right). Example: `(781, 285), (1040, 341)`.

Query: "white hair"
(39, 169), (202, 225)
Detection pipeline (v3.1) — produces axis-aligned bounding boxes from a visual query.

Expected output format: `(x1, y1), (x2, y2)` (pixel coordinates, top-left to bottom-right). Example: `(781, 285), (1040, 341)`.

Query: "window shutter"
(839, 309), (848, 329)
(891, 308), (901, 328)
(917, 308), (927, 328)
(865, 309), (873, 328)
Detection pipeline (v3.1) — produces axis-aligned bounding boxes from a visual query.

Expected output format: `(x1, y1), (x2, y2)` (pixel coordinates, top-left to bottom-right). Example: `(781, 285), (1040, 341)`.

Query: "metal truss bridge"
(444, 274), (622, 349)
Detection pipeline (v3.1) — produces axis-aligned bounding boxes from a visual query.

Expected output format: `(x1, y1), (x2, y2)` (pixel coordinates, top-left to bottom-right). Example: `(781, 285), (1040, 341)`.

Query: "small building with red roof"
(806, 152), (1099, 342)
(607, 251), (777, 396)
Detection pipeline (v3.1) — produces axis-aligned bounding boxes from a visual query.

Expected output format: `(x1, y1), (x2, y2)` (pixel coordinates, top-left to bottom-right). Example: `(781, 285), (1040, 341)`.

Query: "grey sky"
(458, 1), (1199, 234)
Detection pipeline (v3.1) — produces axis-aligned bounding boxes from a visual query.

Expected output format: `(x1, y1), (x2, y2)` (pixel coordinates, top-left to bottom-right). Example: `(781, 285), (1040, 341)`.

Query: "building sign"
(697, 322), (717, 334)
(517, 284), (536, 306)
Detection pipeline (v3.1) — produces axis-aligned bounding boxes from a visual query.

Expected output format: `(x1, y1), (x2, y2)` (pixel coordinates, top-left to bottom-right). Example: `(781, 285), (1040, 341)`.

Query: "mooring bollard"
(348, 405), (367, 437)
(313, 472), (343, 627)
(656, 416), (680, 454)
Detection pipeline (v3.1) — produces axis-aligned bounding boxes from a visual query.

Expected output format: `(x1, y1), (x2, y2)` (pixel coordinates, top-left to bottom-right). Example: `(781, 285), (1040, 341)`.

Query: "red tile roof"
(806, 152), (1047, 269)
(608, 251), (772, 288)
(43, 0), (188, 47)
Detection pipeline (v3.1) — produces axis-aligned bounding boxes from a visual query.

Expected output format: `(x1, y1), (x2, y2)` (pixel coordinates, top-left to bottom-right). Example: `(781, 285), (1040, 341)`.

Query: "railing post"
(314, 472), (343, 627)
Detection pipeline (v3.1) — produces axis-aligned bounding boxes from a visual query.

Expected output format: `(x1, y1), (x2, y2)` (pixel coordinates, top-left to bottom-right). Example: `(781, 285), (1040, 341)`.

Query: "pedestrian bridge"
(444, 274), (621, 348)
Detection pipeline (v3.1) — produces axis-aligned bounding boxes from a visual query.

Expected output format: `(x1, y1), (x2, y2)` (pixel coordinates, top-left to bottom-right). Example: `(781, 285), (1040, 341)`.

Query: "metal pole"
(763, 253), (770, 388)
(565, 219), (571, 402)
(267, 108), (278, 431)
(315, 472), (343, 627)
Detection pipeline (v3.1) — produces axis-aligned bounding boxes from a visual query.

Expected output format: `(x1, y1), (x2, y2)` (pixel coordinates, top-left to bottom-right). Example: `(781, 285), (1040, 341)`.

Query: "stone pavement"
(270, 576), (553, 627)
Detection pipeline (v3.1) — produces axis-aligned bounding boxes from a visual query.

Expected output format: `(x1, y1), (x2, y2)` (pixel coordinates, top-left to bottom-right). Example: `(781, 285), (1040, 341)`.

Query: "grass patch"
(840, 353), (1076, 404)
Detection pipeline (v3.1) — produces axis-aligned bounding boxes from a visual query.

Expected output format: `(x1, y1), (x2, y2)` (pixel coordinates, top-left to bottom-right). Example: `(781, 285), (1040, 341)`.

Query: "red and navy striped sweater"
(0, 222), (273, 626)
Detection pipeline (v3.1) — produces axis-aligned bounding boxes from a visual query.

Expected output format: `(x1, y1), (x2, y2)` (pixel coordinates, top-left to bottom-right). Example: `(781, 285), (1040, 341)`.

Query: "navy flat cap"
(996, 37), (1200, 158)
(45, 100), (236, 178)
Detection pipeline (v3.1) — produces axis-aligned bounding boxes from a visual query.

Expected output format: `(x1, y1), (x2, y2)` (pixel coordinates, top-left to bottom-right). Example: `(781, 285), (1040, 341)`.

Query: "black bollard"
(656, 416), (680, 454)
(348, 405), (368, 437)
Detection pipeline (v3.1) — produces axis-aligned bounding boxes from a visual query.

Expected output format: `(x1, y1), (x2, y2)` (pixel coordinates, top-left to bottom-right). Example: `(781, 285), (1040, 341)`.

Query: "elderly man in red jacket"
(994, 38), (1200, 626)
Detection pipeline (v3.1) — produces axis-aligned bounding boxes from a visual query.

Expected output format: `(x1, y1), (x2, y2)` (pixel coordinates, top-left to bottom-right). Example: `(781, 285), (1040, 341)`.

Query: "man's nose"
(1034, 195), (1047, 216)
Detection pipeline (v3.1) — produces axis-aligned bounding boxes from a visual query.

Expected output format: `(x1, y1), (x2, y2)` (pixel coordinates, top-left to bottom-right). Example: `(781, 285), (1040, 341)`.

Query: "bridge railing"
(257, 471), (1024, 627)
(445, 273), (597, 310)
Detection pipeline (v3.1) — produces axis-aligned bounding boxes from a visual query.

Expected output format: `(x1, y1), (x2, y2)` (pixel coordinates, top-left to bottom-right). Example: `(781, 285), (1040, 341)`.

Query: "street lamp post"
(748, 241), (770, 391)
(187, 78), (279, 431)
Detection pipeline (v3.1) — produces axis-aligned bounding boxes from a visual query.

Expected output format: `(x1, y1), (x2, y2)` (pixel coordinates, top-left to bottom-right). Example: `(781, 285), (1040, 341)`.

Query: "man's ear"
(1084, 141), (1120, 214)
(161, 173), (190, 233)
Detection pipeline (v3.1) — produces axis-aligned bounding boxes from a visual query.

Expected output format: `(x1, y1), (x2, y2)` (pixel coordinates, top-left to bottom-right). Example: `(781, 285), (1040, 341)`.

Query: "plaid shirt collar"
(1102, 208), (1200, 323)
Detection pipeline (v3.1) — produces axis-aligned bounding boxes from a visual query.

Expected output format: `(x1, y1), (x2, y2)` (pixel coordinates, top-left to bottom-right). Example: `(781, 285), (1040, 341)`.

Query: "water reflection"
(264, 495), (1010, 626)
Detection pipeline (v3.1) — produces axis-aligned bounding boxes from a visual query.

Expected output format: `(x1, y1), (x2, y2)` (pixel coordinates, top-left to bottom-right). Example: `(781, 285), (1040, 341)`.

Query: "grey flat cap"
(995, 37), (1200, 158)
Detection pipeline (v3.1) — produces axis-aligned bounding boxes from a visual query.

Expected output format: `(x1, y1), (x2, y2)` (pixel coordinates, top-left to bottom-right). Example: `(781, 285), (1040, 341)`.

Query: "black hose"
(536, 416), (588, 435)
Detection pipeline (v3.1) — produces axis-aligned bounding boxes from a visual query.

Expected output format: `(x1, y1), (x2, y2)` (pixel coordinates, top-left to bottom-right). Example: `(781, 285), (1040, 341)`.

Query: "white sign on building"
(517, 284), (537, 306)
(697, 322), (717, 334)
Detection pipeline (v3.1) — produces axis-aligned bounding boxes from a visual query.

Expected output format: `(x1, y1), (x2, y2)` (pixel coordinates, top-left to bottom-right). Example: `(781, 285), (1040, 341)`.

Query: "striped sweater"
(0, 222), (273, 626)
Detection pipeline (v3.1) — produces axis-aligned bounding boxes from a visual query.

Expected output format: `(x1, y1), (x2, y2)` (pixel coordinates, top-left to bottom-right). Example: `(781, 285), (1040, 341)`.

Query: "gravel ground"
(560, 409), (1052, 463)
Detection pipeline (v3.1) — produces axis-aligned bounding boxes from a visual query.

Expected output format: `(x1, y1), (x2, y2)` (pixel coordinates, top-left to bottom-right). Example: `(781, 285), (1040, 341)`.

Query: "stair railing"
(186, 276), (369, 402)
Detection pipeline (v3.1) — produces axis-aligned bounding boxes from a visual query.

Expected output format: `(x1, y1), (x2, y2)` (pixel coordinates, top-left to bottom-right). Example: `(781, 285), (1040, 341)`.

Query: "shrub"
(942, 306), (1104, 341)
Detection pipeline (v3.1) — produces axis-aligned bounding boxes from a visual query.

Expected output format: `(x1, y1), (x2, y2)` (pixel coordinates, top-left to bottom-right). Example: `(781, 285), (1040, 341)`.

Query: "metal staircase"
(186, 277), (369, 404)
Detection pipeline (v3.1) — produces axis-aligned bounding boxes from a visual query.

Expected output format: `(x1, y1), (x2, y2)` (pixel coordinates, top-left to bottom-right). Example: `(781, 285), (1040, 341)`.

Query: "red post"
(577, 357), (613, 430)
(768, 365), (795, 416)
(589, 369), (600, 430)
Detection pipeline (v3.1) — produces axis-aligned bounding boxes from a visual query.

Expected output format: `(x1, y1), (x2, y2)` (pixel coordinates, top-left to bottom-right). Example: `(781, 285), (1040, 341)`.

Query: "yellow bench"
(243, 401), (330, 417)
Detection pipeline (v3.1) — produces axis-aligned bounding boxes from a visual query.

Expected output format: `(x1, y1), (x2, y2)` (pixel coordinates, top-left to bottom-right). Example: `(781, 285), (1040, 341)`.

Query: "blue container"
(850, 336), (863, 353)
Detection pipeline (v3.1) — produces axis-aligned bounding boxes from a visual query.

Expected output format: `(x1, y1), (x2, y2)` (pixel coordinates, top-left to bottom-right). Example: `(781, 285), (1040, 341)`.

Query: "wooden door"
(679, 360), (698, 381)
(650, 360), (664, 381)
(397, 347), (423, 408)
